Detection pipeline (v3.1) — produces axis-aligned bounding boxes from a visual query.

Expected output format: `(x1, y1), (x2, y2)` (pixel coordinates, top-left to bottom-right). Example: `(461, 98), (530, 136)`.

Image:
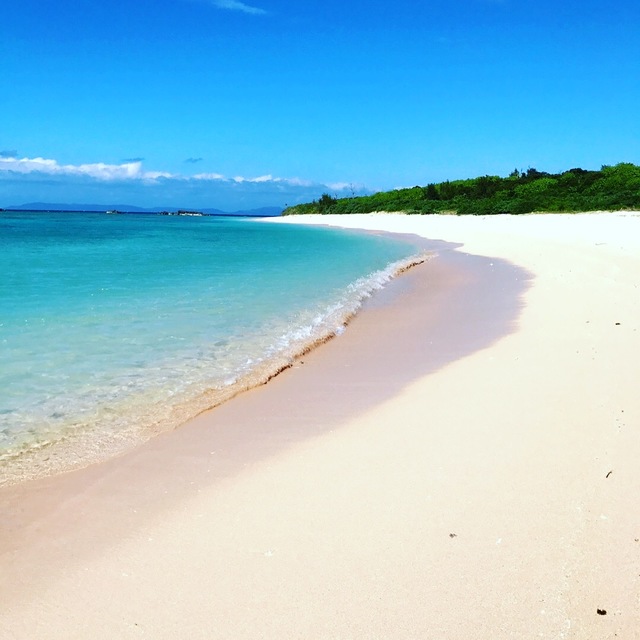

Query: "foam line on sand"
(1, 212), (639, 639)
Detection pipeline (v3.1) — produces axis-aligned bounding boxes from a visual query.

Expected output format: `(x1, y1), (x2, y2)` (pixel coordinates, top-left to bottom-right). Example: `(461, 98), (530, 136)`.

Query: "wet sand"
(1, 212), (639, 638)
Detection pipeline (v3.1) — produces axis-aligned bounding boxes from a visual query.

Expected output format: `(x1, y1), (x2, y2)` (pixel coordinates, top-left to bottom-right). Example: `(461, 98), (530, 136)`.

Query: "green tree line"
(282, 163), (640, 216)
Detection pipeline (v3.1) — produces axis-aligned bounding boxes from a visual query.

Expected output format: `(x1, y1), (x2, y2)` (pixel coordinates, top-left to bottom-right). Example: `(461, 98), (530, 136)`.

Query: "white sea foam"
(0, 212), (426, 485)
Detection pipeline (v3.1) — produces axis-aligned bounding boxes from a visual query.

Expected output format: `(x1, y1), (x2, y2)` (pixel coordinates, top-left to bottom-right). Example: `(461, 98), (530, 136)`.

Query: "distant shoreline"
(1, 208), (281, 217)
(1, 205), (284, 217)
(283, 163), (640, 216)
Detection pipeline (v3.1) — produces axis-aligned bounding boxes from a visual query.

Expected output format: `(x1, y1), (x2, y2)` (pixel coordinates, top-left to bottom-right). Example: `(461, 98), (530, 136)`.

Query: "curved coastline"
(0, 221), (529, 612)
(2, 212), (639, 638)
(0, 245), (429, 487)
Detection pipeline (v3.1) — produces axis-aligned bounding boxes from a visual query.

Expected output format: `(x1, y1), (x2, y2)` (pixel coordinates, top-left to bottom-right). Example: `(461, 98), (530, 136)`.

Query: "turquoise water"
(0, 211), (424, 483)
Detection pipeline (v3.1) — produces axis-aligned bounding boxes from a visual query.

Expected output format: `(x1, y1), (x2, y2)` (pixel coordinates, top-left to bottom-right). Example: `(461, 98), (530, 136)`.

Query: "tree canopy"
(282, 163), (640, 216)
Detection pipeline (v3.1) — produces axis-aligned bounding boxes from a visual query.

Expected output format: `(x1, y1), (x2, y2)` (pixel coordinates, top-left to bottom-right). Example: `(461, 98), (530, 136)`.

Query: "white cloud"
(193, 172), (226, 180)
(283, 177), (314, 187)
(0, 156), (174, 181)
(143, 170), (176, 180)
(194, 172), (317, 187)
(211, 0), (266, 15)
(233, 174), (275, 183)
(0, 153), (368, 211)
(0, 156), (363, 191)
(0, 156), (327, 191)
(327, 182), (352, 191)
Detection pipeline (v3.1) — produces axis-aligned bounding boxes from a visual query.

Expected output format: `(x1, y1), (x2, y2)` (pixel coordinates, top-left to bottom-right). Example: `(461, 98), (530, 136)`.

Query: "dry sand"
(1, 212), (639, 639)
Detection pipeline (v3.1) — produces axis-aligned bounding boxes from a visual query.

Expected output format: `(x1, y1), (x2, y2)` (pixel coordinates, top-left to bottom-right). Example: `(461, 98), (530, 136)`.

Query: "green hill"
(283, 163), (640, 216)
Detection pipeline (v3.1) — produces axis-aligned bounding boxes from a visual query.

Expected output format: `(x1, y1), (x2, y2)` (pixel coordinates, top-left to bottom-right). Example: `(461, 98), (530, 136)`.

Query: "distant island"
(3, 203), (283, 217)
(283, 163), (640, 216)
(158, 210), (205, 217)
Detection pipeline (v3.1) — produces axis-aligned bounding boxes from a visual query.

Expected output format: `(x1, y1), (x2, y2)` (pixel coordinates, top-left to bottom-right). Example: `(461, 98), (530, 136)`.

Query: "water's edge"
(0, 250), (430, 487)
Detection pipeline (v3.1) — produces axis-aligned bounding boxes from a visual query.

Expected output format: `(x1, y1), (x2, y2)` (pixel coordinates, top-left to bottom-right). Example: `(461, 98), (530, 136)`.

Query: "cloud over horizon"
(0, 156), (172, 181)
(0, 154), (362, 211)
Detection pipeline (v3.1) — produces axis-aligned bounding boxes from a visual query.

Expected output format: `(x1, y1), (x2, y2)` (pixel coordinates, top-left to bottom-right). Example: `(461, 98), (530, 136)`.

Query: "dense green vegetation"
(283, 163), (640, 216)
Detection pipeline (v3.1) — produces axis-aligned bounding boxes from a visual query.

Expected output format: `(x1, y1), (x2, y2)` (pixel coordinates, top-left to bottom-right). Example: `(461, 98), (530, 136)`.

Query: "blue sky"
(1, 0), (639, 211)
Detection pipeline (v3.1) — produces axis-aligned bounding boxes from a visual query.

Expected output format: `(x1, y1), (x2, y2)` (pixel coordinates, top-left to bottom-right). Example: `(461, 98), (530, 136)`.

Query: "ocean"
(0, 211), (425, 484)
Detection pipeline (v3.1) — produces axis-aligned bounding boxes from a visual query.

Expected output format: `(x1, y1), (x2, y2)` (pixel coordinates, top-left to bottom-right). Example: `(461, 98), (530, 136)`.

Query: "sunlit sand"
(1, 212), (639, 639)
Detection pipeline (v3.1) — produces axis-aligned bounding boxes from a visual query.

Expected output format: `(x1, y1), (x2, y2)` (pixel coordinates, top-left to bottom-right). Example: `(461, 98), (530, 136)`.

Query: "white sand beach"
(1, 212), (639, 639)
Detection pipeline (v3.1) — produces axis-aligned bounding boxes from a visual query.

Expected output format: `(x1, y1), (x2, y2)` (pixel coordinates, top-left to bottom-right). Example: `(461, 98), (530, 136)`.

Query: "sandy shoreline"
(2, 212), (639, 638)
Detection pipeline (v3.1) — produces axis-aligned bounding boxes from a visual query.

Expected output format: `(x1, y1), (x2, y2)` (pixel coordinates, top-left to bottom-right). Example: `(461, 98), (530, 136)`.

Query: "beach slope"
(1, 212), (639, 639)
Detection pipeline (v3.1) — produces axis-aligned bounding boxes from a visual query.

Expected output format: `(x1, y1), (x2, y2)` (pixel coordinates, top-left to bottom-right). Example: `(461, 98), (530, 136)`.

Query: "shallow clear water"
(0, 211), (423, 481)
